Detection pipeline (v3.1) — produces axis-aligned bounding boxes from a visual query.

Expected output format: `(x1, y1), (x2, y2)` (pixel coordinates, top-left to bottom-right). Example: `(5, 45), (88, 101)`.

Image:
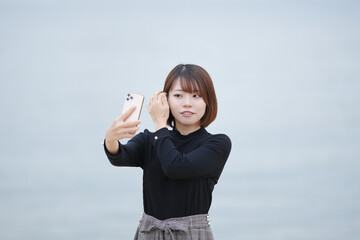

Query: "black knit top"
(104, 127), (231, 220)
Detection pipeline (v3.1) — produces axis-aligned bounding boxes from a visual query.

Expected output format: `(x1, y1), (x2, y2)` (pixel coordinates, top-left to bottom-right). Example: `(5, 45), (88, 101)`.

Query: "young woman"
(104, 64), (231, 240)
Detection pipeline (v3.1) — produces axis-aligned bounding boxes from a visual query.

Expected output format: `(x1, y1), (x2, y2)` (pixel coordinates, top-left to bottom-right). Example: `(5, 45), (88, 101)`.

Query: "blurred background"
(1, 0), (359, 239)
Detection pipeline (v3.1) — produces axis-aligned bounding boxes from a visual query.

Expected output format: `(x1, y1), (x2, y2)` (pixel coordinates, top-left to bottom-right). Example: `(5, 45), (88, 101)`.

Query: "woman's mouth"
(181, 111), (194, 117)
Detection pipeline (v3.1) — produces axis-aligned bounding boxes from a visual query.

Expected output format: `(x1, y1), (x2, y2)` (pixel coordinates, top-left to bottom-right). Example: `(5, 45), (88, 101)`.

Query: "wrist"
(105, 139), (120, 154)
(105, 138), (118, 148)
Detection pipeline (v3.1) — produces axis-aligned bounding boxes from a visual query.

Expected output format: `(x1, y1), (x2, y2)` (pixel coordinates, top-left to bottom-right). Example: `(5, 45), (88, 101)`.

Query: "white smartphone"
(121, 92), (144, 122)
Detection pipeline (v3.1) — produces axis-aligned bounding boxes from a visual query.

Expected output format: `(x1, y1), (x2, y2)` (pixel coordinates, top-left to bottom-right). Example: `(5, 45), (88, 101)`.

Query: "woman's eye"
(193, 94), (201, 98)
(174, 94), (181, 98)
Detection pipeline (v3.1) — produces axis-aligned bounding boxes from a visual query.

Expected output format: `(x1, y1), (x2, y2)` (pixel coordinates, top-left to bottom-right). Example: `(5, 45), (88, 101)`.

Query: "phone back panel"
(121, 93), (144, 122)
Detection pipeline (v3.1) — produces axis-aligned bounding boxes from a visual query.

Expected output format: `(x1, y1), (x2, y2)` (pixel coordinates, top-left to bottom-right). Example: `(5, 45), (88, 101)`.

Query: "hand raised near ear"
(147, 91), (169, 130)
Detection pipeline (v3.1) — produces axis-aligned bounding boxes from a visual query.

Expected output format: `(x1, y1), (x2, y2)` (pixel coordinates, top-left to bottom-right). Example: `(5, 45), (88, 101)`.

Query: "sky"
(1, 0), (359, 239)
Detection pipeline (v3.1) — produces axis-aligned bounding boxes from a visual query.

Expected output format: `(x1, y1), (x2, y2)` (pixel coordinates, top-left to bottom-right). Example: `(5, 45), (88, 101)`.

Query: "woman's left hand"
(147, 91), (169, 130)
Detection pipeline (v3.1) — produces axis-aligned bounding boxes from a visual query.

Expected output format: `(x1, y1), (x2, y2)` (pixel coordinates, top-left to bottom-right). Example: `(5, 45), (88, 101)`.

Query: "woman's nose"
(182, 95), (192, 107)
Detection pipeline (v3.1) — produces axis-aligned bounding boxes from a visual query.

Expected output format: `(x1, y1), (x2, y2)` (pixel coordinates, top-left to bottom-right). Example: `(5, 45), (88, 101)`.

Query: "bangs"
(179, 77), (200, 93)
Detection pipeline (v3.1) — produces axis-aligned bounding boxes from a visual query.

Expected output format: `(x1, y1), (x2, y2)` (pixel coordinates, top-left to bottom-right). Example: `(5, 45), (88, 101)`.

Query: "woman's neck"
(175, 124), (201, 136)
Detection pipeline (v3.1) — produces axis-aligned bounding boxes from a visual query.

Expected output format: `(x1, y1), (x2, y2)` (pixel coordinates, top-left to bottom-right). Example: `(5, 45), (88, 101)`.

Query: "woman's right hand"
(105, 106), (141, 154)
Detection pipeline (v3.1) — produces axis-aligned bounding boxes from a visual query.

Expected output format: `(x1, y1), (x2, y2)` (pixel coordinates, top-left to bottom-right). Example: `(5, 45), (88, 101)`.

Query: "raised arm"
(104, 132), (147, 168)
(104, 106), (143, 167)
(152, 128), (231, 179)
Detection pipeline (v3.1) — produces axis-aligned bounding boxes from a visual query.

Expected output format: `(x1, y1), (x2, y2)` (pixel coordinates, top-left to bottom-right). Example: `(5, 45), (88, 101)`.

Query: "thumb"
(121, 106), (136, 121)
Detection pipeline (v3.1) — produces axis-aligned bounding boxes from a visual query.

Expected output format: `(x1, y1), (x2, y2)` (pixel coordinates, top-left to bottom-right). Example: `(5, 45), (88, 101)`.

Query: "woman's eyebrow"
(172, 89), (200, 92)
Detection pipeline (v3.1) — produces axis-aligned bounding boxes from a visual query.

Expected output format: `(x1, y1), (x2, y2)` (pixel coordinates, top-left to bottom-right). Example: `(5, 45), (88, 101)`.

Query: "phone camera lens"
(126, 98), (129, 101)
(130, 96), (133, 100)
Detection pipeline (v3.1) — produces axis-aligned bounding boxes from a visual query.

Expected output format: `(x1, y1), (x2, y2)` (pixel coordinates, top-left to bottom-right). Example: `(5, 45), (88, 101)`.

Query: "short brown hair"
(163, 64), (218, 128)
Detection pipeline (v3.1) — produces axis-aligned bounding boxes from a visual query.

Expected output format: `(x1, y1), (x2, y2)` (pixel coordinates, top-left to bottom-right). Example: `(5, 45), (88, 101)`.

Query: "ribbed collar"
(172, 127), (207, 140)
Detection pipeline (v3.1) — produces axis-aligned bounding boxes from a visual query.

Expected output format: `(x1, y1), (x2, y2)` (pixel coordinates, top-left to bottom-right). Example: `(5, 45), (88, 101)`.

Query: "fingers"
(148, 91), (160, 112)
(117, 126), (140, 136)
(108, 122), (141, 141)
(154, 91), (162, 98)
(119, 106), (136, 121)
(122, 120), (141, 128)
(109, 116), (141, 134)
(114, 131), (137, 140)
(159, 92), (168, 107)
(105, 120), (140, 142)
(113, 117), (141, 129)
(149, 91), (161, 105)
(149, 91), (167, 106)
(107, 102), (143, 142)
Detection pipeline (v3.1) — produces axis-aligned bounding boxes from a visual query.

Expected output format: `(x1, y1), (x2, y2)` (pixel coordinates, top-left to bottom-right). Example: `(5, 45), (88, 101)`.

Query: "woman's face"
(167, 79), (206, 133)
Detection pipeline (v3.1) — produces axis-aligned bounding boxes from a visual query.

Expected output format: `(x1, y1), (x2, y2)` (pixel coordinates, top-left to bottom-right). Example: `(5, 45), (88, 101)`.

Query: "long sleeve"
(104, 131), (147, 168)
(104, 127), (232, 220)
(151, 128), (231, 179)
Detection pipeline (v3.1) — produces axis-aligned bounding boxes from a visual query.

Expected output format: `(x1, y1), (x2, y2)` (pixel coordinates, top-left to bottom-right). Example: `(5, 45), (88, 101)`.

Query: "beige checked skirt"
(134, 213), (214, 240)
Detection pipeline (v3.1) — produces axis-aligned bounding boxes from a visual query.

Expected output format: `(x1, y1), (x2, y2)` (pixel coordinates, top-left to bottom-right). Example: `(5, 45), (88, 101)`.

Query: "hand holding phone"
(105, 93), (144, 153)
